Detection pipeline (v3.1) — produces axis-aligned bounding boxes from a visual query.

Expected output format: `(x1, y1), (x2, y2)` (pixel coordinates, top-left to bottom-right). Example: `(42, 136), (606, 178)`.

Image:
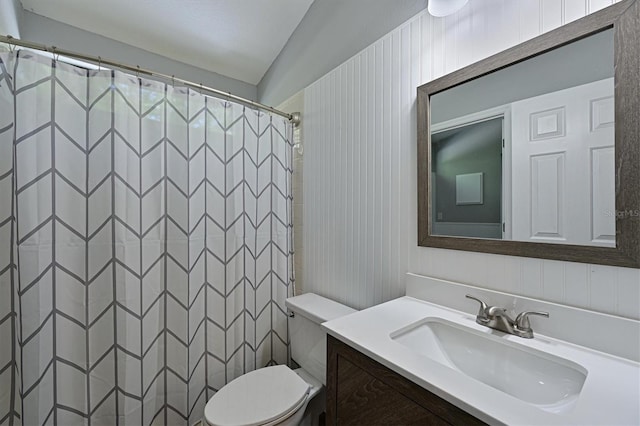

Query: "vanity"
(322, 274), (640, 425)
(326, 334), (485, 425)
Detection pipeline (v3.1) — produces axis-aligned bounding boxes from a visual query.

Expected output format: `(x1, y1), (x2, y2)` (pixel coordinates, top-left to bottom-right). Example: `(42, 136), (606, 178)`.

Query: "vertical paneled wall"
(302, 0), (640, 319)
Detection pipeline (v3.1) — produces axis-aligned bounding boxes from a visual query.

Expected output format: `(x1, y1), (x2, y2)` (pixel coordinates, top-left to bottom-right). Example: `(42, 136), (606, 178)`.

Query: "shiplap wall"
(302, 0), (640, 319)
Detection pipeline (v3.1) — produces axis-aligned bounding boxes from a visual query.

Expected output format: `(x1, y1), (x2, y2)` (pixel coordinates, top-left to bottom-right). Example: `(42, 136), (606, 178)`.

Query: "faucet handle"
(515, 311), (549, 330)
(465, 295), (489, 320)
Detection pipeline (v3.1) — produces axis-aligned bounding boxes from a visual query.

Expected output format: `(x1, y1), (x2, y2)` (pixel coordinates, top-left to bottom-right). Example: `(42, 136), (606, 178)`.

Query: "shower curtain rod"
(0, 34), (301, 126)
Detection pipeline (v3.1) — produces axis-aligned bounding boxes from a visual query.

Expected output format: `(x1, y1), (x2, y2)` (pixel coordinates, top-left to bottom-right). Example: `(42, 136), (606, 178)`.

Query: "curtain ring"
(6, 35), (15, 53)
(98, 56), (102, 71)
(171, 75), (175, 87)
(136, 65), (140, 79)
(51, 46), (59, 62)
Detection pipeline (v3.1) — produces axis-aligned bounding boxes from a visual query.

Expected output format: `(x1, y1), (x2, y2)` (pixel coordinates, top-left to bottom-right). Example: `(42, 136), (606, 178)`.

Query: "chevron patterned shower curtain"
(0, 50), (294, 426)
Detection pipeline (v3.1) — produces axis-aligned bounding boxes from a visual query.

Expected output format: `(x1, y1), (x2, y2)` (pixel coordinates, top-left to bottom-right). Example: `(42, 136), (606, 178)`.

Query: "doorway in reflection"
(431, 117), (504, 239)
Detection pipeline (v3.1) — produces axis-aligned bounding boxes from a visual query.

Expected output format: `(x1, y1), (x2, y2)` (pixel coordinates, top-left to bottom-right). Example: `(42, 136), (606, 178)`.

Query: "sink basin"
(391, 317), (587, 413)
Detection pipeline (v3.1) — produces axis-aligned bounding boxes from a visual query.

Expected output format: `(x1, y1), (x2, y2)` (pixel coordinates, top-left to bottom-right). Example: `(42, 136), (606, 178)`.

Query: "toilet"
(204, 293), (356, 426)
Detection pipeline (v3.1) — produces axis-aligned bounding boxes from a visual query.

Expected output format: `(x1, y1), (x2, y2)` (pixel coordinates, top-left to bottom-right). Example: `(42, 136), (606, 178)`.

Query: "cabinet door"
(335, 356), (449, 426)
(326, 335), (486, 426)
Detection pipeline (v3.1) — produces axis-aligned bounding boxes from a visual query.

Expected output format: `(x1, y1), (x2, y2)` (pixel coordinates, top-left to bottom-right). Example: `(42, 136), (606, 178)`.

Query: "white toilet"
(204, 293), (356, 426)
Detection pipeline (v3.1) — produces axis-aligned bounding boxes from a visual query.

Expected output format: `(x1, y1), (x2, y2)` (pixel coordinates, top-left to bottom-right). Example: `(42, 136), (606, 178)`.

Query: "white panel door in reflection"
(511, 78), (615, 247)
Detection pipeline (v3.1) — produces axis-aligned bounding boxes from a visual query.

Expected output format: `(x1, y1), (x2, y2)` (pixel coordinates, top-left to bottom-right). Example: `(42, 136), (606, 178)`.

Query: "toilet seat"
(205, 365), (311, 426)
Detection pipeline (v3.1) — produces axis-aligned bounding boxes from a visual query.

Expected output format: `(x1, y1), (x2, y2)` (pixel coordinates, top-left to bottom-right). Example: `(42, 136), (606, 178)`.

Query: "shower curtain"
(0, 50), (294, 426)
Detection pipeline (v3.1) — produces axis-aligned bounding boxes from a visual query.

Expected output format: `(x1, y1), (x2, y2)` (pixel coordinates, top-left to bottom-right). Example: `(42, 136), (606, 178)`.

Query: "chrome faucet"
(465, 295), (549, 339)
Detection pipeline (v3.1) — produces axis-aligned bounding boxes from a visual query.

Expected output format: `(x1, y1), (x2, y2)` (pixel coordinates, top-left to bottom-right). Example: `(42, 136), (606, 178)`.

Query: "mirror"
(417, 0), (640, 267)
(431, 29), (614, 245)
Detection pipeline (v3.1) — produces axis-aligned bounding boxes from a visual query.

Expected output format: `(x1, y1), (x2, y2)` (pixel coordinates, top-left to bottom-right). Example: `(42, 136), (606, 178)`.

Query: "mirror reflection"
(430, 29), (615, 247)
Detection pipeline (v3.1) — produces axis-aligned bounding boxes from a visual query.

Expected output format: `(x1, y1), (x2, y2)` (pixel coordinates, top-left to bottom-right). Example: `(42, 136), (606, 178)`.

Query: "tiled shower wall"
(302, 0), (640, 319)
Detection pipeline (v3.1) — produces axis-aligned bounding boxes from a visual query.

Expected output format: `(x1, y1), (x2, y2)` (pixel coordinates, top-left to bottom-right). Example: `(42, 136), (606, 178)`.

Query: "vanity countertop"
(322, 296), (640, 426)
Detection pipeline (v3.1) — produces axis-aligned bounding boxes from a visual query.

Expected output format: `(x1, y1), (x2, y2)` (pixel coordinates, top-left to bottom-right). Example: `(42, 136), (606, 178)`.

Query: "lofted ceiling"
(20, 0), (314, 85)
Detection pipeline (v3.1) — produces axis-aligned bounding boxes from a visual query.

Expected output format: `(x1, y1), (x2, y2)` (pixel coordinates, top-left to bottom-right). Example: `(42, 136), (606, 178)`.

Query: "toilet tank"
(285, 293), (356, 385)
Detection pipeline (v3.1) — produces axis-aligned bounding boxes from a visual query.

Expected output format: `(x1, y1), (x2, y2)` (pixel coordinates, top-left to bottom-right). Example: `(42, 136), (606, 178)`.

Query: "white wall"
(0, 0), (21, 38)
(258, 0), (429, 106)
(302, 0), (640, 320)
(19, 11), (256, 99)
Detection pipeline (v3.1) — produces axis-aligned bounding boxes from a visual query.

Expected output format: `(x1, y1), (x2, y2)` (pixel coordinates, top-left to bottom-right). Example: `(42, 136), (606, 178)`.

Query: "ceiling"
(20, 0), (314, 85)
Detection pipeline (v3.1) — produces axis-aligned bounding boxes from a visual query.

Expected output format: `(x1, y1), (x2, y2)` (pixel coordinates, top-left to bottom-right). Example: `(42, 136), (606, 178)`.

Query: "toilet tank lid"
(285, 293), (356, 324)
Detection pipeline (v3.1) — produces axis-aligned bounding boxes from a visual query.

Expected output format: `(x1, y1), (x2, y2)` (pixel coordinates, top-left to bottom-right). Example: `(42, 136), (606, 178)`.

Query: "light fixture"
(428, 0), (469, 17)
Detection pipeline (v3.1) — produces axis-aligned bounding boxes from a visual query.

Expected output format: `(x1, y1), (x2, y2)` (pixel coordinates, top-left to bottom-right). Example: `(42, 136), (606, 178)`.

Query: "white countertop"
(322, 296), (640, 426)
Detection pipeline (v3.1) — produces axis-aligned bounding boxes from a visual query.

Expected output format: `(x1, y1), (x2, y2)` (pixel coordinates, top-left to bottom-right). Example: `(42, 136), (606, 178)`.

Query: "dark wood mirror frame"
(417, 0), (639, 268)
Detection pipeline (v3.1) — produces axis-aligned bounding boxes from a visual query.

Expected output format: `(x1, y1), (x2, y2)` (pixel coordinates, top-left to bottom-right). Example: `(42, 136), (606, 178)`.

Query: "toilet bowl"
(204, 365), (322, 426)
(204, 294), (356, 426)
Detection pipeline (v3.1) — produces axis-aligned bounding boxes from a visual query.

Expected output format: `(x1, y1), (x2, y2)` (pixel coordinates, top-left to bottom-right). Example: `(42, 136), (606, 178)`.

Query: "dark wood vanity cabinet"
(326, 335), (486, 426)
